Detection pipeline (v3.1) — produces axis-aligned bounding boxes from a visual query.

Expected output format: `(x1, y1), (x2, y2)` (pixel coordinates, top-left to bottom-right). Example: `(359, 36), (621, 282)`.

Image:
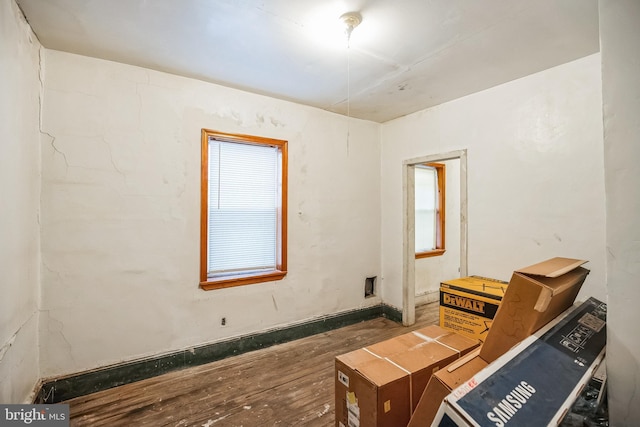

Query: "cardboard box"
(389, 326), (480, 412)
(407, 349), (488, 427)
(335, 349), (411, 427)
(335, 325), (479, 427)
(439, 276), (508, 342)
(433, 297), (607, 427)
(408, 257), (589, 427)
(479, 257), (589, 363)
(366, 329), (441, 358)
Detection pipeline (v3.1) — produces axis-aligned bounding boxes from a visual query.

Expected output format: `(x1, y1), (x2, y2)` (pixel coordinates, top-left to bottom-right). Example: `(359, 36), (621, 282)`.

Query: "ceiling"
(16, 0), (599, 123)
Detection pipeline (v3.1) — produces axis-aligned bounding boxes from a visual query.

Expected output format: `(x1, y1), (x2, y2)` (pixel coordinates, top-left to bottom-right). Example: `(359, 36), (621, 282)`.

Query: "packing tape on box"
(412, 331), (462, 356)
(384, 356), (412, 375)
(362, 347), (383, 358)
(361, 347), (413, 418)
(384, 356), (414, 414)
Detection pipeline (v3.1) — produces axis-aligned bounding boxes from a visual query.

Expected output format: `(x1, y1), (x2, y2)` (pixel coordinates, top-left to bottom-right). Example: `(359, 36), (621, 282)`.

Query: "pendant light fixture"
(339, 12), (361, 155)
(340, 12), (362, 47)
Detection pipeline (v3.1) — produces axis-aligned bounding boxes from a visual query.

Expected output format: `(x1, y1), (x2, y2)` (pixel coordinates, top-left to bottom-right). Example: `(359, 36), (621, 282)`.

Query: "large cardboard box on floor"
(439, 276), (508, 342)
(335, 325), (479, 427)
(335, 349), (411, 427)
(480, 257), (589, 363)
(433, 297), (607, 427)
(388, 327), (482, 412)
(408, 257), (589, 427)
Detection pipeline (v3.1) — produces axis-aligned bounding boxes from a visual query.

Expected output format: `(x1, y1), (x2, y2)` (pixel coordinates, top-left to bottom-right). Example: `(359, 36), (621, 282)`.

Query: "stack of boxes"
(335, 257), (598, 427)
(335, 325), (479, 427)
(433, 297), (606, 426)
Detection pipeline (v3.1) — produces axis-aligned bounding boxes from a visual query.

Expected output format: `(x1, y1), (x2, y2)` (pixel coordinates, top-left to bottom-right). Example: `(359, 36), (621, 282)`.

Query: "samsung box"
(480, 257), (589, 363)
(335, 325), (479, 427)
(434, 297), (607, 427)
(439, 276), (508, 342)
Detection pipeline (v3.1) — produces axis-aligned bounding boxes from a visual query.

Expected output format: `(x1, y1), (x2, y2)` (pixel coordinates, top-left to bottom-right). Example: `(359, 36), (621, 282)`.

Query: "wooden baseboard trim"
(381, 303), (403, 323)
(34, 303), (402, 404)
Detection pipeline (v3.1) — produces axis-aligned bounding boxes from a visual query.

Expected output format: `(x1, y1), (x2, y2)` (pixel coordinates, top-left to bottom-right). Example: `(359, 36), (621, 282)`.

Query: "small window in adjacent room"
(415, 162), (445, 258)
(200, 129), (288, 290)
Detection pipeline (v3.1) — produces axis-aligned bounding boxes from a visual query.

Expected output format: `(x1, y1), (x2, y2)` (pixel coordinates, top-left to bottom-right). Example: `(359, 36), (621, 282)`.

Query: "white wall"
(381, 54), (606, 310)
(599, 1), (640, 424)
(415, 159), (460, 300)
(38, 50), (381, 377)
(0, 0), (41, 403)
(3, 0), (615, 393)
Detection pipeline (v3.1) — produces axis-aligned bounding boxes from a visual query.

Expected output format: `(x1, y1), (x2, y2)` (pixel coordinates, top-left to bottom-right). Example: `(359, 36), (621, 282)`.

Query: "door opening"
(402, 150), (467, 325)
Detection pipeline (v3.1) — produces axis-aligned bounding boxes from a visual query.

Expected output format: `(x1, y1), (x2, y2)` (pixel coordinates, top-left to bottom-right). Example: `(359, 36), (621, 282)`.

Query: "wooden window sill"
(200, 270), (287, 290)
(416, 249), (446, 259)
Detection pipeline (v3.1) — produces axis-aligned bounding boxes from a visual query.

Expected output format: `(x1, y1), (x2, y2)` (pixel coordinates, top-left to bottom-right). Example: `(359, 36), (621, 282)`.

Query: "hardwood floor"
(65, 302), (439, 427)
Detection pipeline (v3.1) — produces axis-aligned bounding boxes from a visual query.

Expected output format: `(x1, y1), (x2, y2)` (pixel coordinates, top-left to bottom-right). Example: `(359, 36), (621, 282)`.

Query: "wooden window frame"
(200, 129), (288, 290)
(415, 162), (446, 259)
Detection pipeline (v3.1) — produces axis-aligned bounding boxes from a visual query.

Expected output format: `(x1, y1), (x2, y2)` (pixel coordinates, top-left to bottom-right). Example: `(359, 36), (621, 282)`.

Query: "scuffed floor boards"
(65, 302), (438, 426)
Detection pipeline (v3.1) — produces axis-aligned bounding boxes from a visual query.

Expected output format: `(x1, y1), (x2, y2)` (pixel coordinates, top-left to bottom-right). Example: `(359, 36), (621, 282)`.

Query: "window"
(200, 129), (288, 290)
(415, 162), (445, 258)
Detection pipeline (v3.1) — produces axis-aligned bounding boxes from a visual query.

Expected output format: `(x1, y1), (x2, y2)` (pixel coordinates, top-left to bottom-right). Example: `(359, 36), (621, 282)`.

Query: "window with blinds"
(200, 129), (288, 290)
(415, 163), (446, 258)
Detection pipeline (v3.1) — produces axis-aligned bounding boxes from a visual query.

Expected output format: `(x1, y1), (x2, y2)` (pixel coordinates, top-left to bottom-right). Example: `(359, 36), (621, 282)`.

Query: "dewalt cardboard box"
(479, 257), (589, 363)
(434, 298), (606, 427)
(335, 325), (479, 427)
(439, 276), (508, 342)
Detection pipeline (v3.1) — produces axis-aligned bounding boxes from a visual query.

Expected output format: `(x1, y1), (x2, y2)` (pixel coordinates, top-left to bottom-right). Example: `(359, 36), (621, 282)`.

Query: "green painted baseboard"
(35, 303), (402, 404)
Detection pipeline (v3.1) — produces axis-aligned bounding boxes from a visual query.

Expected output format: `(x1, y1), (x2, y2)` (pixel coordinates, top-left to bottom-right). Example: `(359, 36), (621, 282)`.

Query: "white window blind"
(415, 165), (437, 252)
(208, 139), (279, 277)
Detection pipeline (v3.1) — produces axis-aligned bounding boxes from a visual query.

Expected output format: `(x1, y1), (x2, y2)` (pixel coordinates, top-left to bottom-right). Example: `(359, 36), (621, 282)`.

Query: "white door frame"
(402, 149), (468, 325)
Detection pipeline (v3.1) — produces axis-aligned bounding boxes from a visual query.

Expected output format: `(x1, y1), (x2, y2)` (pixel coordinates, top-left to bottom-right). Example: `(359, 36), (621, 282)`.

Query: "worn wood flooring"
(65, 302), (439, 427)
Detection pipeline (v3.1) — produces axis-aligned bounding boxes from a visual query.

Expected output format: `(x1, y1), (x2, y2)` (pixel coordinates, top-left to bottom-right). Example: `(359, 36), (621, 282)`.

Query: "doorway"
(402, 150), (468, 325)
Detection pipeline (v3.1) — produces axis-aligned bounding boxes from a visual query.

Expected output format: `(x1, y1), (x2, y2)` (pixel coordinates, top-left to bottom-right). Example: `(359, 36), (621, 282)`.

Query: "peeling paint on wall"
(1, 0), (42, 403)
(38, 49), (381, 378)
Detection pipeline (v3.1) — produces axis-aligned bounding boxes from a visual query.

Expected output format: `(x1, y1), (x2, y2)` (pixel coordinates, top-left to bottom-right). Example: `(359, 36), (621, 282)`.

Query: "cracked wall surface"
(0, 0), (42, 403)
(8, 1), (638, 418)
(600, 0), (640, 424)
(39, 49), (382, 378)
(380, 54), (607, 309)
